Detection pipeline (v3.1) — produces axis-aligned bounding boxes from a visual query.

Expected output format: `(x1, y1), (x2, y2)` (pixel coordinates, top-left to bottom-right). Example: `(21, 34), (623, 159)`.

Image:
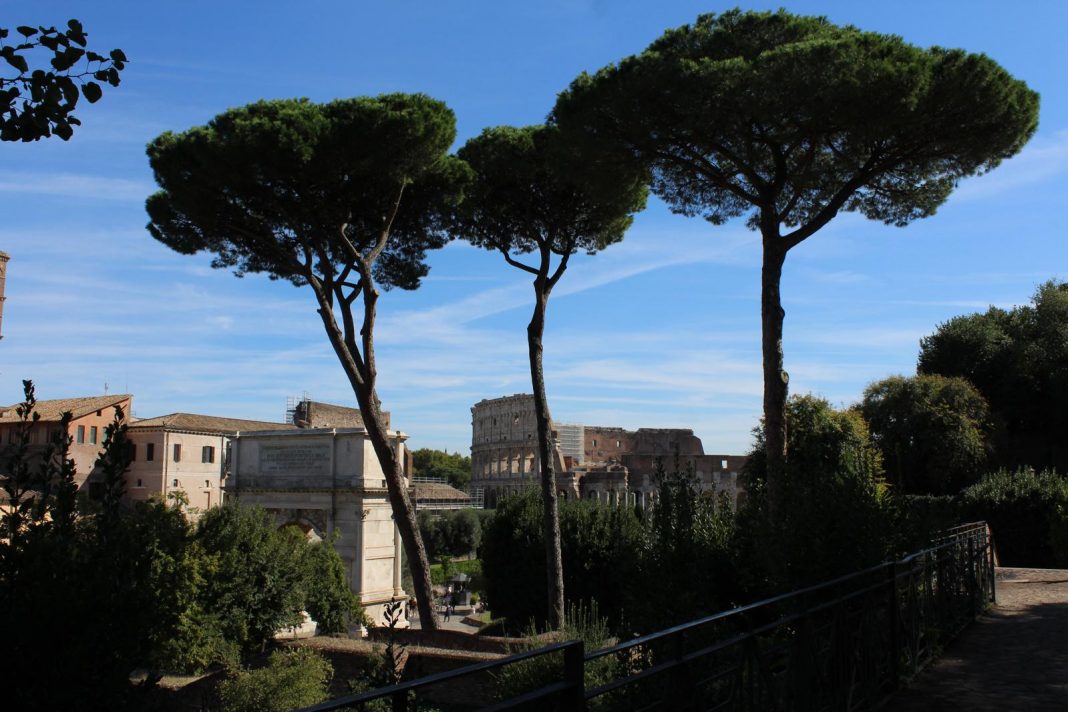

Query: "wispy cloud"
(0, 172), (154, 202)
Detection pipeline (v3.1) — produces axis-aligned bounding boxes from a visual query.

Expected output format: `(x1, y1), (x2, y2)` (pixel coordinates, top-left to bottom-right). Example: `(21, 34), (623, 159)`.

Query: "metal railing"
(298, 522), (994, 712)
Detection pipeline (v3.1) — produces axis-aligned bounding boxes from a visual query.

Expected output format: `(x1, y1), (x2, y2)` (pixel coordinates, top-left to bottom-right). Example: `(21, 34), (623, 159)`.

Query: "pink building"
(0, 393), (133, 494)
(126, 413), (294, 514)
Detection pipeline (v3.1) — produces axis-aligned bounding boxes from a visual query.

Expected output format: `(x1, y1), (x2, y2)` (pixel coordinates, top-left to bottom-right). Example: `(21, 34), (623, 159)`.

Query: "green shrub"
(960, 468), (1068, 566)
(218, 648), (332, 712)
(886, 494), (962, 556)
(740, 395), (891, 593)
(627, 461), (738, 632)
(493, 602), (616, 708)
(481, 490), (641, 631)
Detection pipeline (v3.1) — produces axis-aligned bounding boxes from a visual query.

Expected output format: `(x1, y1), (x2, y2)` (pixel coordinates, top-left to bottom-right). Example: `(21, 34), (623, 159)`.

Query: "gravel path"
(884, 567), (1068, 711)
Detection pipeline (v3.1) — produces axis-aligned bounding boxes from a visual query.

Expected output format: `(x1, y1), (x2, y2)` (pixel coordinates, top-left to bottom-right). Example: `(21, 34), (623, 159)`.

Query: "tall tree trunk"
(311, 291), (439, 630)
(528, 285), (565, 629)
(352, 383), (439, 629)
(761, 238), (789, 516)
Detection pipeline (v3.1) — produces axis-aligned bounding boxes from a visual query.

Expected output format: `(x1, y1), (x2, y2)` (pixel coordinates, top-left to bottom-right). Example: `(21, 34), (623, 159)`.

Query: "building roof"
(412, 481), (471, 501)
(129, 412), (296, 435)
(293, 399), (384, 429)
(0, 394), (131, 424)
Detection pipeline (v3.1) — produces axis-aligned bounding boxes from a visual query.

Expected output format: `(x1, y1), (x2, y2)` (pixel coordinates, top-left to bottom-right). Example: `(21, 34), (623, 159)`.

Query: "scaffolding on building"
(411, 476), (485, 510)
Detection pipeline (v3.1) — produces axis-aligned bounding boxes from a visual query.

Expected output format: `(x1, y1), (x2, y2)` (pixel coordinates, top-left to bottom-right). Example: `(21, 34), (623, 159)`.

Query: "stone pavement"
(885, 567), (1068, 711)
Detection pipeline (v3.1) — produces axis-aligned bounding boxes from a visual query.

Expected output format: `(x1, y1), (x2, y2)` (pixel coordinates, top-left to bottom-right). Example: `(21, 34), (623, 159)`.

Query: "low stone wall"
(366, 627), (513, 654)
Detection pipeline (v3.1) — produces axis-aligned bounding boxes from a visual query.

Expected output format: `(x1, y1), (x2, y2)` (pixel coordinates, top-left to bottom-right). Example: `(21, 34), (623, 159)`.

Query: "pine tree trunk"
(354, 385), (439, 630)
(310, 284), (439, 630)
(528, 286), (566, 629)
(761, 238), (789, 516)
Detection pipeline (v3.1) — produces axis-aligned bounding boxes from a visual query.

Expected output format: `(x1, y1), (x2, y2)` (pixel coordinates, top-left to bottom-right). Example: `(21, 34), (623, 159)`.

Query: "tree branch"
(499, 246), (540, 276)
(366, 181), (408, 265)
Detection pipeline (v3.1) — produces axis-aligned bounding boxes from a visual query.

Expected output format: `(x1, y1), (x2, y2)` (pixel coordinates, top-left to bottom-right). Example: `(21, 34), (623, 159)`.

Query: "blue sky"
(2, 1), (1065, 455)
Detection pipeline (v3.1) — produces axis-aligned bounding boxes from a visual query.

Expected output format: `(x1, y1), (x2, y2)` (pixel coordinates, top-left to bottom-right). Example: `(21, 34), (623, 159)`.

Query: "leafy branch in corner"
(0, 19), (127, 141)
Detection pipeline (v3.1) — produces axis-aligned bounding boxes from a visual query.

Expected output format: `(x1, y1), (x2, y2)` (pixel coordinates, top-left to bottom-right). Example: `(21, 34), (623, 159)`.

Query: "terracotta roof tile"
(0, 394), (131, 423)
(129, 413), (295, 434)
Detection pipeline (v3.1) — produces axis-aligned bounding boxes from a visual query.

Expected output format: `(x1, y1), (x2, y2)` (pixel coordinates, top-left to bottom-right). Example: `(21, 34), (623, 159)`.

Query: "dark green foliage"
(1, 386), (195, 710)
(480, 490), (642, 631)
(554, 9), (1038, 232)
(741, 395), (890, 592)
(146, 93), (465, 626)
(302, 537), (366, 636)
(418, 508), (482, 560)
(429, 557), (482, 587)
(195, 506), (310, 655)
(218, 647), (333, 712)
(553, 8), (1038, 496)
(886, 494), (962, 556)
(411, 447), (471, 489)
(146, 94), (465, 291)
(919, 281), (1068, 472)
(860, 374), (991, 494)
(959, 468), (1068, 567)
(0, 20), (126, 141)
(493, 602), (617, 706)
(1, 383), (364, 710)
(630, 462), (737, 632)
(452, 124), (647, 259)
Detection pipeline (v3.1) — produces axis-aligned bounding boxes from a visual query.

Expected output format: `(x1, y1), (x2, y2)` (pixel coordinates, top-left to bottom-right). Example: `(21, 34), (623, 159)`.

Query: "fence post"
(967, 536), (977, 619)
(563, 640), (585, 711)
(988, 524), (997, 605)
(886, 562), (900, 692)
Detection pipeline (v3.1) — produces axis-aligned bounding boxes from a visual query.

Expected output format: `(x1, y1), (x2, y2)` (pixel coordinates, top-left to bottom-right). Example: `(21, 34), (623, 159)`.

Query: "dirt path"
(884, 567), (1068, 711)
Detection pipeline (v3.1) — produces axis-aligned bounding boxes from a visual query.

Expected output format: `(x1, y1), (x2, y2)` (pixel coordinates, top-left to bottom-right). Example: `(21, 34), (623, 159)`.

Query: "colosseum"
(471, 394), (747, 508)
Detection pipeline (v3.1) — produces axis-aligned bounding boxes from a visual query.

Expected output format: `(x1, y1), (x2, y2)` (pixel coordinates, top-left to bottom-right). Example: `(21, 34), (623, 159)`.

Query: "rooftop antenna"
(103, 380), (109, 395)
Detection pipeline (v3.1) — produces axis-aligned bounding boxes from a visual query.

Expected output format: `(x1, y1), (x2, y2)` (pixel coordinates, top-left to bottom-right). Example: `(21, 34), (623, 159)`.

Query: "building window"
(593, 439), (597, 447)
(202, 445), (215, 463)
(615, 440), (621, 447)
(173, 444), (182, 462)
(50, 428), (64, 444)
(89, 426), (98, 445)
(146, 443), (155, 461)
(128, 443), (136, 461)
(76, 425), (85, 444)
(172, 479), (179, 487)
(135, 479), (143, 488)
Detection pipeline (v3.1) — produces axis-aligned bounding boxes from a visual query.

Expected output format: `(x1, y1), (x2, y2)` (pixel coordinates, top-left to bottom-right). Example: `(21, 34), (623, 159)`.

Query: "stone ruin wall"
(471, 395), (746, 508)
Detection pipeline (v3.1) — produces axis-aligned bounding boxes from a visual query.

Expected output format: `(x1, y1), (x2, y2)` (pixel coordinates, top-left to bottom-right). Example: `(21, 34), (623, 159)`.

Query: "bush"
(494, 602), (617, 708)
(886, 494), (961, 556)
(418, 508), (482, 560)
(481, 490), (641, 632)
(218, 648), (332, 712)
(740, 394), (891, 593)
(960, 468), (1068, 567)
(628, 461), (738, 632)
(859, 374), (991, 494)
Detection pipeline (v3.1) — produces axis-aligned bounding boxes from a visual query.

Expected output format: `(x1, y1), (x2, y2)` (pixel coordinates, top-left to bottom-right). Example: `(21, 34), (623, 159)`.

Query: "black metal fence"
(298, 522), (994, 712)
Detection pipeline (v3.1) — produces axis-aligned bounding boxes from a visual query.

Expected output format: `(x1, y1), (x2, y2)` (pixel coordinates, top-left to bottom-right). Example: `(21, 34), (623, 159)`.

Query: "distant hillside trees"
(411, 447), (471, 490)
